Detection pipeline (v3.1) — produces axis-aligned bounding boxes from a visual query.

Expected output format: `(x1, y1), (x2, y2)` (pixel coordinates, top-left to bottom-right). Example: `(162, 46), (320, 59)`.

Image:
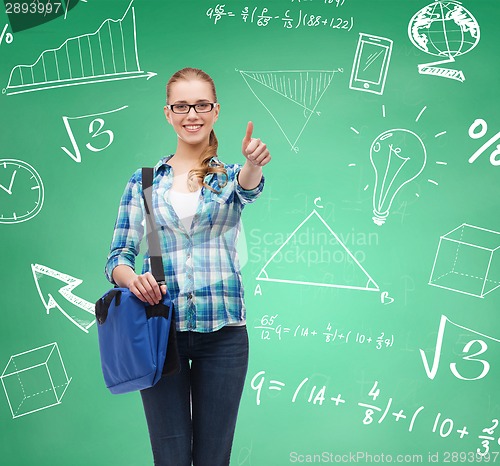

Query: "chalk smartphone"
(349, 33), (393, 95)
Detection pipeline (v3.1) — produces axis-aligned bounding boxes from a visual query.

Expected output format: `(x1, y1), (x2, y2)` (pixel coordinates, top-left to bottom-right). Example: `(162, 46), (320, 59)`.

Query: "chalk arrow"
(31, 263), (96, 333)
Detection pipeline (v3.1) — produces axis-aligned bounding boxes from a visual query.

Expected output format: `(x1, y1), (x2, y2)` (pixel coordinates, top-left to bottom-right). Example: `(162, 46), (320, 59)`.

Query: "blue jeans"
(140, 325), (249, 466)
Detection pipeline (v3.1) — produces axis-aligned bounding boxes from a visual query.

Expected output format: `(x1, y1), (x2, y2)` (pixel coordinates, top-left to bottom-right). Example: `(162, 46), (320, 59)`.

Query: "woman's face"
(164, 78), (219, 149)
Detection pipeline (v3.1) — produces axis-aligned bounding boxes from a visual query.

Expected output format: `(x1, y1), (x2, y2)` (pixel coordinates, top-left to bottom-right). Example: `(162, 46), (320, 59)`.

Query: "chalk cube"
(1, 342), (72, 418)
(429, 224), (500, 298)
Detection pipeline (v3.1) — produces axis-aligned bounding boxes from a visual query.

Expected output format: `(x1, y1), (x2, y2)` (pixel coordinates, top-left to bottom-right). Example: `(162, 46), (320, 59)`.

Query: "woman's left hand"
(241, 121), (271, 167)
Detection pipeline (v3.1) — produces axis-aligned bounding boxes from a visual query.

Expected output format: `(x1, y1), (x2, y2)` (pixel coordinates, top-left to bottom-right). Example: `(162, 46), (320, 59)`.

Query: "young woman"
(104, 67), (271, 466)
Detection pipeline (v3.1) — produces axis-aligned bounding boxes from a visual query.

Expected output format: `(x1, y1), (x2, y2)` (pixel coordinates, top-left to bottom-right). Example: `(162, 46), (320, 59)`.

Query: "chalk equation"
(254, 314), (394, 350)
(250, 371), (499, 456)
(61, 105), (128, 163)
(206, 5), (354, 30)
(479, 420), (500, 458)
(292, 0), (348, 6)
(420, 315), (500, 381)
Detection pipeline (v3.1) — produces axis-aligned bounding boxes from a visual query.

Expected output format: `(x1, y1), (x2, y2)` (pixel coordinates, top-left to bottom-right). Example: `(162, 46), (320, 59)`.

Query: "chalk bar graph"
(3, 0), (155, 95)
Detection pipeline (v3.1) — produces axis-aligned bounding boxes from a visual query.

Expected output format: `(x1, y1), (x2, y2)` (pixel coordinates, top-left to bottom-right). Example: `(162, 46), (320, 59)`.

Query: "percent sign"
(0, 24), (14, 45)
(468, 119), (500, 166)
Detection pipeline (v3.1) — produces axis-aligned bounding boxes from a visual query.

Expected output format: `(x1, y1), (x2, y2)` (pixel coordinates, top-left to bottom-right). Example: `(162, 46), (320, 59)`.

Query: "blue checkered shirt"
(104, 154), (265, 332)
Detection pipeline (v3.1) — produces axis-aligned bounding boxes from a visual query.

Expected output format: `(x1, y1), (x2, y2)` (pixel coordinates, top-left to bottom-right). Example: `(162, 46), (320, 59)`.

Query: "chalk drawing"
(429, 224), (500, 298)
(408, 1), (480, 82)
(4, 0), (156, 95)
(239, 69), (342, 152)
(350, 33), (393, 95)
(1, 342), (72, 418)
(31, 263), (96, 332)
(256, 208), (379, 292)
(0, 159), (44, 224)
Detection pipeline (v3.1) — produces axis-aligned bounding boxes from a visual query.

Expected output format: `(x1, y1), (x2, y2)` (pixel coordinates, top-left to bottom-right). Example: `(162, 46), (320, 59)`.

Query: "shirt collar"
(154, 154), (174, 173)
(154, 155), (221, 177)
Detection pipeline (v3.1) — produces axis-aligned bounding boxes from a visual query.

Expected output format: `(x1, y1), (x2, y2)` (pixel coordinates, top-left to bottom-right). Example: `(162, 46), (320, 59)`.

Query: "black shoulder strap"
(143, 167), (181, 376)
(142, 168), (165, 284)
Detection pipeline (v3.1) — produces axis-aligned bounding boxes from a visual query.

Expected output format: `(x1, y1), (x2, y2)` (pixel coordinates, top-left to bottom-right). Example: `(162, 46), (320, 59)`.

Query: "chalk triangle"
(240, 70), (338, 151)
(257, 210), (379, 291)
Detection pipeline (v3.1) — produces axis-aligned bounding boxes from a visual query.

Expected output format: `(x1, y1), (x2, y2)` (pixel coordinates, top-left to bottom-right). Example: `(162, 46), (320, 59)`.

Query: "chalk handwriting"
(420, 315), (499, 381)
(206, 4), (354, 30)
(250, 371), (499, 455)
(477, 419), (500, 457)
(254, 314), (394, 350)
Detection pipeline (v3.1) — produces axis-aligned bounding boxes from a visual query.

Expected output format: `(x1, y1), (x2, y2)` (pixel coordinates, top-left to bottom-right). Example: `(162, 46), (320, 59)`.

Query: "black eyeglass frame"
(166, 102), (218, 114)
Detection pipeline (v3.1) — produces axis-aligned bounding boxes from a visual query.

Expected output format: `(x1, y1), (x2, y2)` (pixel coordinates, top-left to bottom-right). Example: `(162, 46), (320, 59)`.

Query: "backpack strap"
(142, 167), (181, 376)
(142, 167), (165, 284)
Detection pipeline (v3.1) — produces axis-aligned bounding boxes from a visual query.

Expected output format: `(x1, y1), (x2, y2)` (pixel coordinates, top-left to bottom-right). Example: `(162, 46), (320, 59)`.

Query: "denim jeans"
(140, 325), (249, 466)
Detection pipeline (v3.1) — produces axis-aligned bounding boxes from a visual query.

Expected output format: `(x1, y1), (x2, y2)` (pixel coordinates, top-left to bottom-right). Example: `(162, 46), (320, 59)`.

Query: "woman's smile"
(184, 124), (203, 132)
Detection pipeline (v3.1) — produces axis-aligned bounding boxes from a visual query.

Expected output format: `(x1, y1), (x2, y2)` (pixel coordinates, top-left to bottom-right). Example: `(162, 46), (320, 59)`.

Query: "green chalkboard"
(1, 0), (500, 464)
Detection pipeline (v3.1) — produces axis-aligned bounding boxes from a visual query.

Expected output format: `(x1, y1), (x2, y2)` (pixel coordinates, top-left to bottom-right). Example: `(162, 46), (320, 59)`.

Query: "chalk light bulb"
(370, 128), (427, 226)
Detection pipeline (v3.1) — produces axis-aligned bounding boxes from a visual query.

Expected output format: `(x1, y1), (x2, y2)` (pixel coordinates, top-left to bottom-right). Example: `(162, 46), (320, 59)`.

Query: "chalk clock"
(0, 159), (44, 224)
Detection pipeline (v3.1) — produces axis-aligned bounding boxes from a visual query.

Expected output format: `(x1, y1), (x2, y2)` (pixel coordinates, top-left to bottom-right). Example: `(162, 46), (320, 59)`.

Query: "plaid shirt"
(105, 154), (265, 333)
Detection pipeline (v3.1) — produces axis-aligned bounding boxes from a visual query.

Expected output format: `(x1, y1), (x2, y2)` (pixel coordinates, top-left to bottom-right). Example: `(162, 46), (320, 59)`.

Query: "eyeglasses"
(166, 102), (218, 114)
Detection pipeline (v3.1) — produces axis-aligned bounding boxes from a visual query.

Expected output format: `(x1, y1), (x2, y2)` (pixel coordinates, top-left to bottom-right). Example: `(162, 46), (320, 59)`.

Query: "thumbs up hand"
(241, 121), (271, 167)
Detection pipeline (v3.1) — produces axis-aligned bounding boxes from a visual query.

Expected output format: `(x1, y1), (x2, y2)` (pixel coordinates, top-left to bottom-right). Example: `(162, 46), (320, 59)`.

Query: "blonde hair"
(166, 67), (228, 194)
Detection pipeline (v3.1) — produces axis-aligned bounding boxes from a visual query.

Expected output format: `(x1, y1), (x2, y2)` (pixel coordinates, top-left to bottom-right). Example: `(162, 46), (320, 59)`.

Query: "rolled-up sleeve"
(233, 163), (265, 206)
(104, 169), (144, 285)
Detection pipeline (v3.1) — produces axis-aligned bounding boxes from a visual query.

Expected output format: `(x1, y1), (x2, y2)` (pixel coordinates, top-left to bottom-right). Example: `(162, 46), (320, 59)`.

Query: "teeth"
(185, 125), (201, 130)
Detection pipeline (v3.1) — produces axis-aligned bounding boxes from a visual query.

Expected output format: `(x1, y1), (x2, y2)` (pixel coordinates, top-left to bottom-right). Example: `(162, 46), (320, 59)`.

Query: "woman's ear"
(213, 103), (220, 123)
(164, 106), (173, 125)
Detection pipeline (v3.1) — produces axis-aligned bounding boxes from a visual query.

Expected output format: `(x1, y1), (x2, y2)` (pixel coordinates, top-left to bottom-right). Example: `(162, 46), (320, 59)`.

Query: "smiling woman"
(104, 67), (271, 466)
(162, 71), (226, 193)
(164, 75), (220, 173)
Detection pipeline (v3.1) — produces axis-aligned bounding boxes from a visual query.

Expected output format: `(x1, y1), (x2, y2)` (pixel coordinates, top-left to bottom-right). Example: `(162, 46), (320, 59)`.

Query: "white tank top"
(169, 188), (201, 233)
(168, 187), (246, 327)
